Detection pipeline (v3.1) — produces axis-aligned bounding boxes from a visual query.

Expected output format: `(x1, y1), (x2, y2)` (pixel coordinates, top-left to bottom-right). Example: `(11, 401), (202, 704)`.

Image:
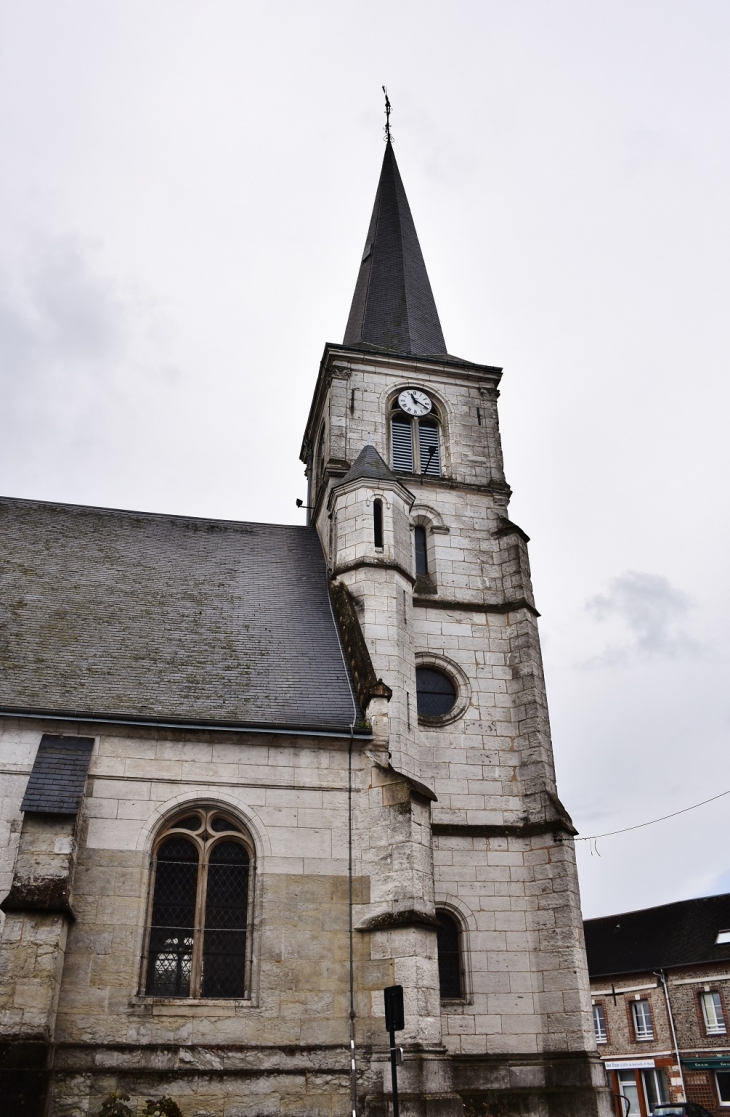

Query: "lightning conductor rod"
(382, 86), (393, 144)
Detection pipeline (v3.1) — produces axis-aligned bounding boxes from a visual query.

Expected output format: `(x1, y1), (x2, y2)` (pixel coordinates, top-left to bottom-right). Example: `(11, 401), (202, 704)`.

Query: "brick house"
(0, 137), (612, 1116)
(585, 893), (730, 1116)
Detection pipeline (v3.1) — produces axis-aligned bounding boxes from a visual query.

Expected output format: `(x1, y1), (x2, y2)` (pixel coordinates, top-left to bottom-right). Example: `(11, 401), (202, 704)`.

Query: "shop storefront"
(683, 1058), (730, 1111)
(605, 1059), (672, 1116)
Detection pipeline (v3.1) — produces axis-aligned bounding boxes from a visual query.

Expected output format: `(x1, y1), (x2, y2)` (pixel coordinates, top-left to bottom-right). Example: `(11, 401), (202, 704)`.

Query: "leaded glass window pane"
(146, 837), (198, 996)
(201, 840), (250, 998)
(416, 667), (456, 717)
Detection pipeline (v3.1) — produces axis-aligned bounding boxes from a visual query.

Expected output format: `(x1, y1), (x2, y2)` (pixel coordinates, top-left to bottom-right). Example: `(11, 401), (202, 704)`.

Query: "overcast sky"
(1, 1), (729, 920)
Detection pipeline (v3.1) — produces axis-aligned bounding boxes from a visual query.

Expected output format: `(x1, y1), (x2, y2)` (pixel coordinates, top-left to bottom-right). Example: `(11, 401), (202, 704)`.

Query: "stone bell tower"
(301, 137), (612, 1116)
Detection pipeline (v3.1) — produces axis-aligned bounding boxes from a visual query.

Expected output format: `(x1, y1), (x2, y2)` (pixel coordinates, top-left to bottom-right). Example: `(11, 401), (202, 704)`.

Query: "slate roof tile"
(584, 893), (730, 977)
(21, 734), (94, 814)
(0, 496), (360, 733)
(343, 141), (447, 357)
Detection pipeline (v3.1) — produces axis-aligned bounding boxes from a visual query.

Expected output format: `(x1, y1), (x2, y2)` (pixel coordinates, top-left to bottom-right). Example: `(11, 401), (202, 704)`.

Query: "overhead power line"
(574, 787), (730, 852)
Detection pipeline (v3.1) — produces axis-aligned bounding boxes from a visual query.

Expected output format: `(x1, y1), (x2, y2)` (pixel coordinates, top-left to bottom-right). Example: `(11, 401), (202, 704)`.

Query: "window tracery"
(144, 807), (253, 999)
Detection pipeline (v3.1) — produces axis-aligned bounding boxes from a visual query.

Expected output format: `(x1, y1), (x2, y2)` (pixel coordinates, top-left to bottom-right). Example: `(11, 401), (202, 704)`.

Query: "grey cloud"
(584, 570), (700, 664)
(0, 232), (181, 496)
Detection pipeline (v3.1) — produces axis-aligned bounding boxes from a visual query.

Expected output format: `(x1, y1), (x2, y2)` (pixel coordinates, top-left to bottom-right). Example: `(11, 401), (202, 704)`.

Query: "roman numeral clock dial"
(398, 389), (432, 417)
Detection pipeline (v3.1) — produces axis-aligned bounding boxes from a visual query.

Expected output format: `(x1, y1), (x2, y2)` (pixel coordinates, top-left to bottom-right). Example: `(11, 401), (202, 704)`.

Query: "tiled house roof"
(584, 893), (730, 977)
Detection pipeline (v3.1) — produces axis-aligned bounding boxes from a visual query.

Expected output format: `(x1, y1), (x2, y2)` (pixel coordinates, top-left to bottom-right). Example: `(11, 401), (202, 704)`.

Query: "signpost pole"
(389, 1018), (399, 1117)
(384, 985), (404, 1117)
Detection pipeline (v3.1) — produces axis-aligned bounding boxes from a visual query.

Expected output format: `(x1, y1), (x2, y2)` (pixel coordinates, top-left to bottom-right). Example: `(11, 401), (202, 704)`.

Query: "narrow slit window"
(418, 420), (441, 476)
(414, 526), (428, 575)
(373, 499), (383, 548)
(391, 414), (414, 472)
(436, 910), (462, 998)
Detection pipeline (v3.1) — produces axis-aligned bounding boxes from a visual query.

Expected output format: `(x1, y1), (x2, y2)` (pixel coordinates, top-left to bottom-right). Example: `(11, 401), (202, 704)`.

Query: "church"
(0, 131), (612, 1116)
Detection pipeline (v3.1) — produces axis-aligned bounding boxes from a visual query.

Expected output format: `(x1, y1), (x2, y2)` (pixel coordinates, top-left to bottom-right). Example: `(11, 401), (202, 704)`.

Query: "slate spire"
(343, 141), (447, 357)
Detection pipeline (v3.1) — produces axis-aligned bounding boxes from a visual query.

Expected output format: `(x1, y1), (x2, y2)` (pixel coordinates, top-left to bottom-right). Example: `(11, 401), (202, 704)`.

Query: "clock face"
(398, 389), (432, 417)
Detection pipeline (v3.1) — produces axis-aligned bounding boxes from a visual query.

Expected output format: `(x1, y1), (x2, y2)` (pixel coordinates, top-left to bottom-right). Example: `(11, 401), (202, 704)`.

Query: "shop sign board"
(605, 1060), (656, 1070)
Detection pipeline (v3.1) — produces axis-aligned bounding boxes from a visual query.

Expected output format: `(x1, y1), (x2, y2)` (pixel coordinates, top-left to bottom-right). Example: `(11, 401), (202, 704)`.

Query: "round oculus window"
(416, 667), (457, 718)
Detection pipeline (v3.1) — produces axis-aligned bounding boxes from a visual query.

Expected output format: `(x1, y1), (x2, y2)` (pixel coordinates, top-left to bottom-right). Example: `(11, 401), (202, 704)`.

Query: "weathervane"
(382, 86), (393, 144)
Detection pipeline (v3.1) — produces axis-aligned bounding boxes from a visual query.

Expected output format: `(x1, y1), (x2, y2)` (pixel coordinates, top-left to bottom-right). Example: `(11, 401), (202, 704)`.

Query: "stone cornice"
(334, 559), (416, 586)
(432, 818), (576, 839)
(412, 596), (540, 617)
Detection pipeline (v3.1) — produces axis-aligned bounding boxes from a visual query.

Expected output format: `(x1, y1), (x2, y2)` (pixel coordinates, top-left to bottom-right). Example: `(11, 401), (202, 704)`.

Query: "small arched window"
(436, 909), (463, 999)
(145, 807), (253, 999)
(373, 498), (383, 549)
(414, 525), (428, 576)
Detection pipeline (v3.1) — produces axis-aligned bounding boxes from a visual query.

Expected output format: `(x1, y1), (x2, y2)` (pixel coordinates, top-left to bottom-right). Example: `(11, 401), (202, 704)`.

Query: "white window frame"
(592, 1003), (607, 1044)
(716, 1070), (730, 1106)
(631, 998), (654, 1041)
(701, 990), (727, 1035)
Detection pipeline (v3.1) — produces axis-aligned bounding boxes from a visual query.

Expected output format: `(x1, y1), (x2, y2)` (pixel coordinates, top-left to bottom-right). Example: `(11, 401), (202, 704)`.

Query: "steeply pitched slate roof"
(343, 141), (447, 357)
(584, 894), (730, 977)
(337, 443), (399, 487)
(21, 735), (95, 814)
(0, 496), (360, 734)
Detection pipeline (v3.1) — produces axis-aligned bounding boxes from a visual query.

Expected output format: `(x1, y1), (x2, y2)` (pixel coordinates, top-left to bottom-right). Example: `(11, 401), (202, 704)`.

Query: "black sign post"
(384, 985), (404, 1117)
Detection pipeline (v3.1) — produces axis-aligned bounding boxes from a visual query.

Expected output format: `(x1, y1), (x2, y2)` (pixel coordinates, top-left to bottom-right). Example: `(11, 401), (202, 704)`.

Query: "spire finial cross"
(382, 86), (393, 144)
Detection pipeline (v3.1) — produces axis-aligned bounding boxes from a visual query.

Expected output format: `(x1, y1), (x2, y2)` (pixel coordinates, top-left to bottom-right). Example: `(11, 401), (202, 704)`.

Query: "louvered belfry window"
(418, 420), (441, 475)
(146, 809), (252, 999)
(391, 414), (414, 472)
(390, 409), (442, 476)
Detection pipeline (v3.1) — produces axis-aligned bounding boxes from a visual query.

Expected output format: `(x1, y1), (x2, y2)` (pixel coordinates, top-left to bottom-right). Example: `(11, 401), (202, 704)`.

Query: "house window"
(436, 910), (462, 999)
(390, 409), (442, 476)
(145, 808), (253, 999)
(717, 1071), (730, 1105)
(416, 667), (456, 718)
(642, 1068), (669, 1110)
(631, 998), (654, 1040)
(592, 1003), (607, 1043)
(373, 499), (383, 549)
(414, 526), (428, 575)
(701, 991), (727, 1034)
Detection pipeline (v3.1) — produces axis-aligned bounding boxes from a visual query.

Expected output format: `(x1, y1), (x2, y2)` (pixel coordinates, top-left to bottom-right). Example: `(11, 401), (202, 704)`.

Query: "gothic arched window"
(390, 404), (442, 476)
(436, 909), (463, 999)
(145, 808), (253, 999)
